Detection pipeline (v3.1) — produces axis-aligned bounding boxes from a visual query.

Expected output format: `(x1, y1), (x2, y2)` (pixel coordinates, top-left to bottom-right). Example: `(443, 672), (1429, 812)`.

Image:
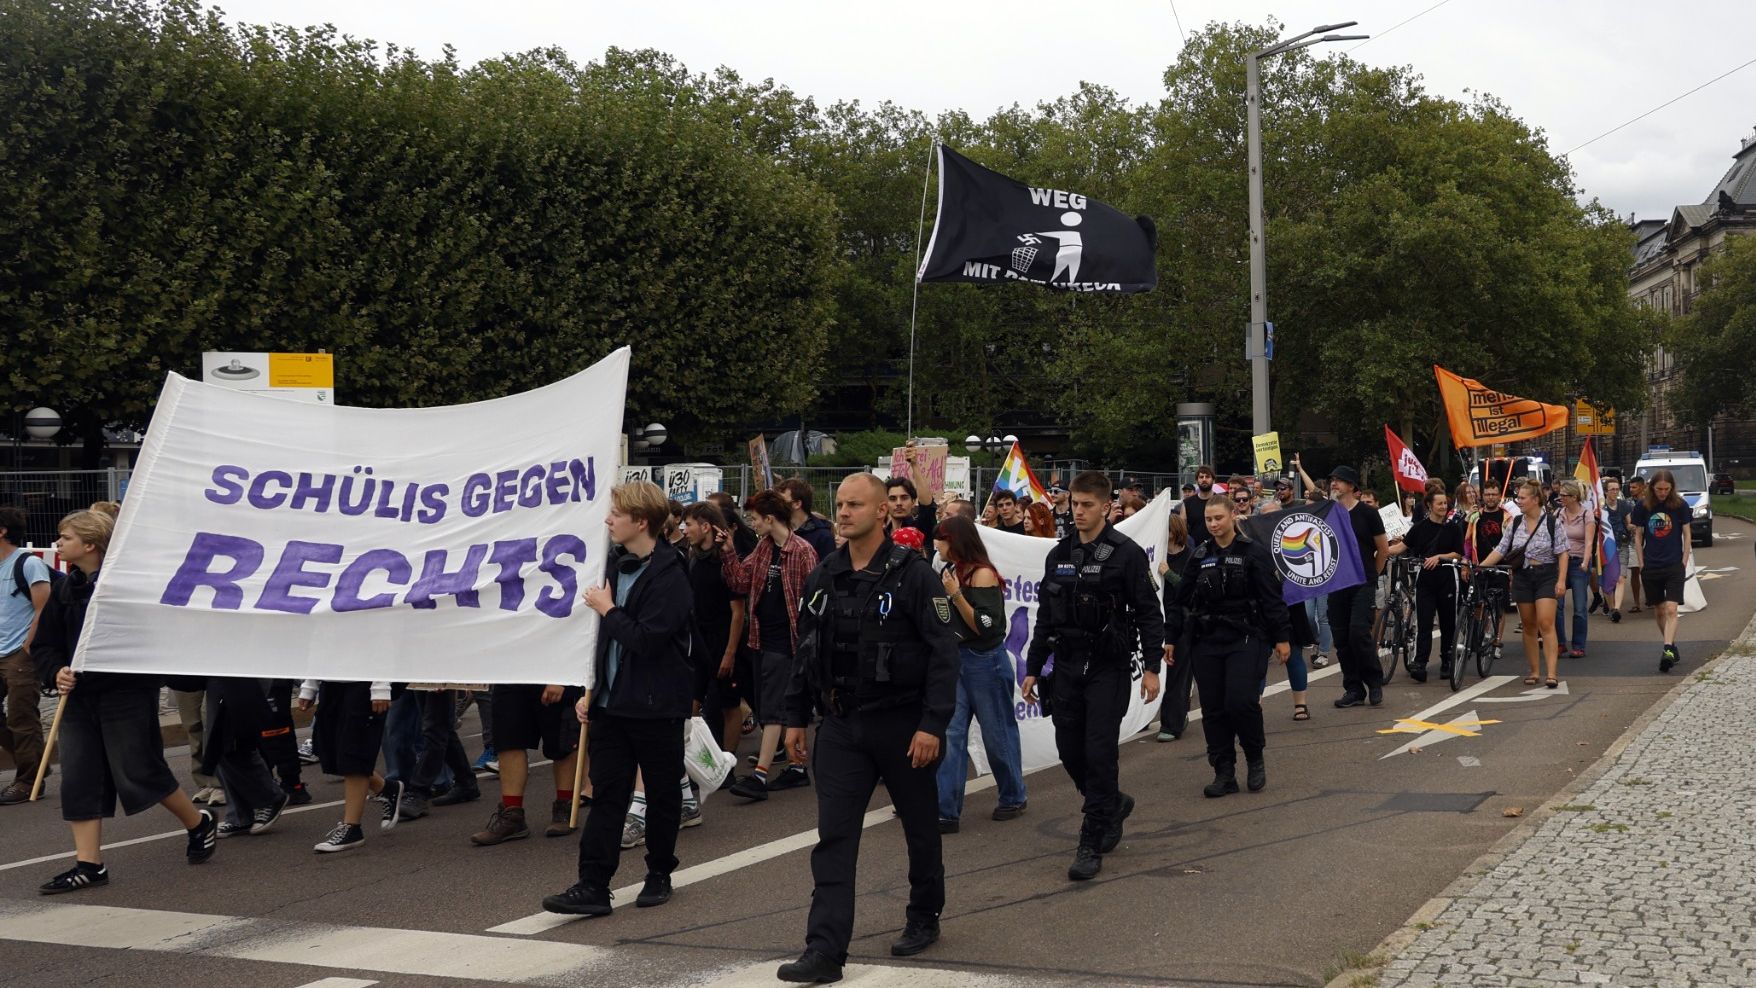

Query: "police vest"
(821, 546), (931, 697)
(1190, 538), (1263, 633)
(1040, 528), (1133, 656)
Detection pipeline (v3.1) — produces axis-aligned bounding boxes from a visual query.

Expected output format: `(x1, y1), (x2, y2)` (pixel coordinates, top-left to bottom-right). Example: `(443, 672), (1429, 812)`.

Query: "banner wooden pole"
(904, 139), (936, 438)
(568, 696), (589, 829)
(30, 695), (66, 802)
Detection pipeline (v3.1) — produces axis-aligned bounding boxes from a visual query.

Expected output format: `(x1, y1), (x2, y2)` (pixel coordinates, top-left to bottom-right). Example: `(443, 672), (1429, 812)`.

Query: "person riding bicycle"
(1396, 490), (1463, 682)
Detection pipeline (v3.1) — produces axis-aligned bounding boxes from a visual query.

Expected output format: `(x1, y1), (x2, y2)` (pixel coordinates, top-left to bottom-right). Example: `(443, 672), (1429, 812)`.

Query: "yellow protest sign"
(1252, 432), (1282, 475)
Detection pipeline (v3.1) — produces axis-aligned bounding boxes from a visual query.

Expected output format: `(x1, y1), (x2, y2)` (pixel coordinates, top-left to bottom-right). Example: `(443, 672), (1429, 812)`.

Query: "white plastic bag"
(683, 716), (736, 799)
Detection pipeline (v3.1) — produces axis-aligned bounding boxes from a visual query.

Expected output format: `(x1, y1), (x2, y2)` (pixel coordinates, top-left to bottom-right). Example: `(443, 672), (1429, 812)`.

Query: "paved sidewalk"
(1365, 617), (1756, 988)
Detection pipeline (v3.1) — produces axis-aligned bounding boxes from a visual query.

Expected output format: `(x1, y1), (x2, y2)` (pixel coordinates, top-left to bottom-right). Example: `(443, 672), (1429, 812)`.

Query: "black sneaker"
(1246, 759), (1266, 793)
(768, 764), (811, 791)
(314, 822), (366, 853)
(399, 791), (431, 823)
(216, 819), (251, 839)
(1660, 644), (1678, 673)
(1067, 844), (1102, 881)
(1410, 665), (1428, 683)
(282, 782), (313, 806)
(728, 774), (770, 801)
(1334, 691), (1367, 708)
(250, 790), (291, 835)
(40, 862), (108, 895)
(186, 809), (218, 864)
(1367, 685), (1384, 706)
(379, 780), (405, 832)
(777, 949), (843, 984)
(542, 882), (612, 916)
(937, 818), (959, 834)
(1098, 793), (1134, 854)
(432, 783), (481, 807)
(991, 802), (1027, 822)
(890, 919), (940, 956)
(635, 873), (672, 908)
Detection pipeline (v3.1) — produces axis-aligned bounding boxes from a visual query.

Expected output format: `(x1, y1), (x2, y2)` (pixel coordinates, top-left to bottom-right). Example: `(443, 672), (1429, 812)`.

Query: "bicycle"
(1376, 555), (1421, 685)
(1447, 562), (1511, 693)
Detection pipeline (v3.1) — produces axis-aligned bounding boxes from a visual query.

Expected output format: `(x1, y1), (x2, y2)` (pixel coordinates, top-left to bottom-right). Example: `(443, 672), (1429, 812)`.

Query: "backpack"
(9, 550), (64, 600)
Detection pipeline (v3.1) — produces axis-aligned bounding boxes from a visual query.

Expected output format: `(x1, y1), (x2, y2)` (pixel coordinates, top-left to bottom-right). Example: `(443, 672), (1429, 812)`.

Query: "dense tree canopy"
(1, 4), (1649, 469)
(1669, 233), (1756, 424)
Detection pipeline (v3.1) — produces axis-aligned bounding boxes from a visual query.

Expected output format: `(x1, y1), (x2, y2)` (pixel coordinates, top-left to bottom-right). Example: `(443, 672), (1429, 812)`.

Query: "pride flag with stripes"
(993, 441), (1047, 503)
(1576, 438), (1619, 592)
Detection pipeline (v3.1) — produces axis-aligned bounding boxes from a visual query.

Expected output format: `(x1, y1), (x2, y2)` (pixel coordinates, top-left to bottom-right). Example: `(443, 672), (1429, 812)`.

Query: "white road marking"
(1395, 675), (1518, 725)
(1380, 710), (1494, 759)
(489, 665), (1346, 936)
(0, 901), (605, 984)
(0, 761), (548, 875)
(292, 980), (379, 988)
(696, 959), (1078, 987)
(1478, 681), (1570, 702)
(1457, 756), (1481, 767)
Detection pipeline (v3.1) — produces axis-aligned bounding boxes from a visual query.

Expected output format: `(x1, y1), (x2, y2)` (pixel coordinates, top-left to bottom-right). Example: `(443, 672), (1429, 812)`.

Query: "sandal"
(1523, 676), (1540, 686)
(1545, 678), (1559, 689)
(1292, 704), (1310, 721)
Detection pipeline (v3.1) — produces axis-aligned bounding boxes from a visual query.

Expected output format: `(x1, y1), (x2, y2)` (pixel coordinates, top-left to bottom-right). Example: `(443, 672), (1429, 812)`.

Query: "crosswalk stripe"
(0, 901), (604, 985)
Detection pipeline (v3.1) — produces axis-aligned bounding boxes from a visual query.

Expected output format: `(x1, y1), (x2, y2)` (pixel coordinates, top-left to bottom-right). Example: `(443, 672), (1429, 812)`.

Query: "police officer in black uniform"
(777, 473), (959, 985)
(1166, 497), (1291, 797)
(1021, 470), (1168, 883)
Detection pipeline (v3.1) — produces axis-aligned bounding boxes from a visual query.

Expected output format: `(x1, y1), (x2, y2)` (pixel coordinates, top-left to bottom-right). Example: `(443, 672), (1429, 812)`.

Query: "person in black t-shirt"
(681, 502), (745, 752)
(1327, 466), (1388, 707)
(989, 490), (1026, 534)
(1397, 491), (1464, 681)
(1179, 465), (1218, 547)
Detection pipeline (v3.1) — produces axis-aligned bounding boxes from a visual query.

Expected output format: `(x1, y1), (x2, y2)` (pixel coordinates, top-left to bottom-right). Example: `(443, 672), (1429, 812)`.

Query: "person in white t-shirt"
(0, 505), (53, 804)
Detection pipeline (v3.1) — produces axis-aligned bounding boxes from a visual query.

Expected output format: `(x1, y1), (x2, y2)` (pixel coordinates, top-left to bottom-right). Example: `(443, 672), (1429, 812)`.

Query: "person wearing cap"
(1327, 466), (1388, 708)
(1259, 476), (1297, 515)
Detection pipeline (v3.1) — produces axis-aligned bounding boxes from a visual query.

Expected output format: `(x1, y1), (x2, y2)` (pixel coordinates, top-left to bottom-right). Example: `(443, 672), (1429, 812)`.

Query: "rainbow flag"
(1575, 438), (1619, 592)
(993, 441), (1048, 503)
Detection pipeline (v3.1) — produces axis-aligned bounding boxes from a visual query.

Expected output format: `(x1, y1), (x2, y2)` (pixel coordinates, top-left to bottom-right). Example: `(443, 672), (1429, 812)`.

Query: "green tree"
(1670, 233), (1756, 423)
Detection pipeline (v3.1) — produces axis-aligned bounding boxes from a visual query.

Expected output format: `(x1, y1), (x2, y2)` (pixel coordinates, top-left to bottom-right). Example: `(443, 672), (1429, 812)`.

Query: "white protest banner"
(966, 491), (1173, 775)
(75, 349), (631, 687)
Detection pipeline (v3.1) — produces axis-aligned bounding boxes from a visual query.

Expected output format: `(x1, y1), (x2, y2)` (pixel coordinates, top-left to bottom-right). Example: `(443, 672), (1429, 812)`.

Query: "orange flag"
(1433, 365), (1569, 447)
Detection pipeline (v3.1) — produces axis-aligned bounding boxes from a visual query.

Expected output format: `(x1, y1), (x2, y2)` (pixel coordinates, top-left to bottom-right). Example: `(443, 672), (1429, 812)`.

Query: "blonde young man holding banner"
(544, 481), (695, 917)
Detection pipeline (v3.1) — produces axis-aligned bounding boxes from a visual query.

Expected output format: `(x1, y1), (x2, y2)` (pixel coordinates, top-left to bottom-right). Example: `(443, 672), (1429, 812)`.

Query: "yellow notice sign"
(268, 353), (334, 389)
(1252, 432), (1282, 475)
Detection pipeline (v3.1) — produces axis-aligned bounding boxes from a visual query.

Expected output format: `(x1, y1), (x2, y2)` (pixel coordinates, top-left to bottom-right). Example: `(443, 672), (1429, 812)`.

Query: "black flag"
(916, 145), (1157, 293)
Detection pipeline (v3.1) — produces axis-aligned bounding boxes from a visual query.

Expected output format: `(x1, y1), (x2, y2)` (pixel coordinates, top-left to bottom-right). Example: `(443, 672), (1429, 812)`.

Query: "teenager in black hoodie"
(34, 510), (218, 893)
(543, 481), (695, 918)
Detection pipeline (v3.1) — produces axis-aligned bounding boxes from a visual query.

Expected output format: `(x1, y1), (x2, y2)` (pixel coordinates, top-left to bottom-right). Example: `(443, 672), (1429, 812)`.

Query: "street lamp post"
(1246, 21), (1367, 438)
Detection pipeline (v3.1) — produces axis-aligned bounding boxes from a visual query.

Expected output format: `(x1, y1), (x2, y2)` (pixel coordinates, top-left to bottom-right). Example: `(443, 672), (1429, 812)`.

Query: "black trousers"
(1328, 585), (1380, 696)
(410, 689), (476, 798)
(1050, 657), (1129, 847)
(1158, 630), (1198, 737)
(577, 713), (685, 888)
(262, 678), (301, 789)
(1414, 578), (1457, 670)
(1192, 634), (1272, 769)
(806, 706), (943, 964)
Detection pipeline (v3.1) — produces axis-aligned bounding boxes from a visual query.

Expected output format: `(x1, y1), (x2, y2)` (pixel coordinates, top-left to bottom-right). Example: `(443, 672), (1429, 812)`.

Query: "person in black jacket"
(34, 510), (218, 894)
(774, 473), (960, 984)
(1165, 499), (1291, 797)
(543, 480), (695, 918)
(1021, 470), (1167, 883)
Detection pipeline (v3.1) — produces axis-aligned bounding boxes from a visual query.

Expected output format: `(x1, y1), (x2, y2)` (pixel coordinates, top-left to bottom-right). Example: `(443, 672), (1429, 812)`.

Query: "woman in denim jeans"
(1553, 480), (1597, 657)
(931, 515), (1027, 833)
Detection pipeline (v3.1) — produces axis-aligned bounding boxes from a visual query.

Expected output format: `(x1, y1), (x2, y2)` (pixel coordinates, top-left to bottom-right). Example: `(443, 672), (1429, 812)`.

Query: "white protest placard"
(966, 491), (1173, 774)
(1379, 504), (1411, 541)
(75, 349), (631, 686)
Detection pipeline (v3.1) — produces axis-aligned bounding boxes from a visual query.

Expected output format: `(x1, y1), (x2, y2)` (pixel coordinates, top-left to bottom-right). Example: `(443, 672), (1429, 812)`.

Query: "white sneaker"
(1309, 653), (1330, 669)
(620, 814), (647, 849)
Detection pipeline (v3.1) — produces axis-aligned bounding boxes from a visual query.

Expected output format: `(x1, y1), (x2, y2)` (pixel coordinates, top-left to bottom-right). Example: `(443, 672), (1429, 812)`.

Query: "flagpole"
(905, 139), (936, 439)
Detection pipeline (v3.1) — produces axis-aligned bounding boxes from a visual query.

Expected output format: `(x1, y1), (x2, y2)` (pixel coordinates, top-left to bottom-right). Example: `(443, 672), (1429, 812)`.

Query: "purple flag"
(1243, 499), (1369, 606)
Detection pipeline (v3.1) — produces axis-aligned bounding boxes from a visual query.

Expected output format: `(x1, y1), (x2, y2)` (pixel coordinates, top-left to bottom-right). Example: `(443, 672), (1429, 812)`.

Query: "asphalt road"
(2, 520), (1751, 988)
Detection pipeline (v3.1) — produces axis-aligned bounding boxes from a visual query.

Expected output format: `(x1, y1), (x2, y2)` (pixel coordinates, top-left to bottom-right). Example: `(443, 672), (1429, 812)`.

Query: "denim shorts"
(1512, 563), (1559, 604)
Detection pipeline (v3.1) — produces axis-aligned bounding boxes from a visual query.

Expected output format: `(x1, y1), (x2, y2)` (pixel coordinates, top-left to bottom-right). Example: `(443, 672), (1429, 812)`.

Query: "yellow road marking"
(1376, 717), (1502, 737)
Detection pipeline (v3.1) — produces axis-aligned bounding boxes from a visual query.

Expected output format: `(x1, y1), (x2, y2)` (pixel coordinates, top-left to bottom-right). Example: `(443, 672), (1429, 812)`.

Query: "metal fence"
(715, 464), (1187, 507)
(0, 469), (131, 547)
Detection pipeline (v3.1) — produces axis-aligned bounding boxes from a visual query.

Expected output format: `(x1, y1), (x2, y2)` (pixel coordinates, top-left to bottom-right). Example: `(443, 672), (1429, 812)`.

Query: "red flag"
(1385, 425), (1430, 494)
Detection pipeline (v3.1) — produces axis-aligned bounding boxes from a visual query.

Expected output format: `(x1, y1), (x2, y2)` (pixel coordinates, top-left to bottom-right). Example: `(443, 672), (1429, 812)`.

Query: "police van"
(1633, 448), (1713, 546)
(1468, 455), (1553, 494)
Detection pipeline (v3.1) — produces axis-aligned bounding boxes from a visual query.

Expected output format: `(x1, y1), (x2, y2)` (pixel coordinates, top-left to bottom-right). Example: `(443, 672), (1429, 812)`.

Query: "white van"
(1633, 448), (1712, 546)
(1469, 455), (1553, 494)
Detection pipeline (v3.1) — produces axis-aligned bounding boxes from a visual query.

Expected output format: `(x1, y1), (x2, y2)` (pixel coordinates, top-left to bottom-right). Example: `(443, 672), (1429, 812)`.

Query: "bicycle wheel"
(1479, 600), (1503, 678)
(1397, 596), (1419, 674)
(1378, 597), (1401, 684)
(1451, 606), (1477, 693)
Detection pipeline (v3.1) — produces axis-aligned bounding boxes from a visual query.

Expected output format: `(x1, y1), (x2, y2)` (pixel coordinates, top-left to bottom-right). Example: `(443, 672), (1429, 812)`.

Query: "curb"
(1322, 605), (1756, 988)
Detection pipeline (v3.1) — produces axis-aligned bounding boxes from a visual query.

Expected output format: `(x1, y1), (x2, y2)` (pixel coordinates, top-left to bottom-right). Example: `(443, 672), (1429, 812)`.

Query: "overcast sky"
(212, 0), (1754, 221)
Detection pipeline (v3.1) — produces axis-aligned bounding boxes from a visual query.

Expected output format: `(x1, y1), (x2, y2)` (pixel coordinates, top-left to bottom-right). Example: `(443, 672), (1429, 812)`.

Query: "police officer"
(1021, 470), (1168, 883)
(1166, 497), (1291, 797)
(776, 473), (959, 985)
